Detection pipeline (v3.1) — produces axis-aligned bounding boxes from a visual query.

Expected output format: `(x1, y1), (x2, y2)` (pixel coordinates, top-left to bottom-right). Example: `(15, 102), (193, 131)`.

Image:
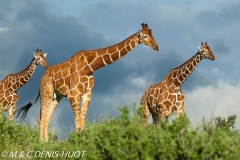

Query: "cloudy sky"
(0, 0), (240, 138)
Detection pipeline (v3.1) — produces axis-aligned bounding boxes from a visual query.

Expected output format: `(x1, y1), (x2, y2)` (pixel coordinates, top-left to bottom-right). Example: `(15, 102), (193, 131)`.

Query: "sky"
(0, 0), (240, 138)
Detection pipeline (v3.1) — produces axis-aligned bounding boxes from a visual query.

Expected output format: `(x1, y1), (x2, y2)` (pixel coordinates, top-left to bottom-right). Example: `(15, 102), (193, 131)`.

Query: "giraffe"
(140, 42), (215, 126)
(17, 23), (159, 141)
(0, 49), (48, 120)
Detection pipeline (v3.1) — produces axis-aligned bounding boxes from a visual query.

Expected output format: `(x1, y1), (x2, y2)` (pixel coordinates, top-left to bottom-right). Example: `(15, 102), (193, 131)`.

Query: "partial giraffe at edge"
(140, 42), (215, 126)
(17, 23), (159, 141)
(0, 49), (48, 120)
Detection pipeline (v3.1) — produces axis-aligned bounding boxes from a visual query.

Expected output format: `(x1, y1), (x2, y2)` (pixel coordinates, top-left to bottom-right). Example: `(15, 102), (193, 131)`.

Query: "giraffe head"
(33, 49), (48, 68)
(197, 42), (215, 60)
(137, 23), (159, 51)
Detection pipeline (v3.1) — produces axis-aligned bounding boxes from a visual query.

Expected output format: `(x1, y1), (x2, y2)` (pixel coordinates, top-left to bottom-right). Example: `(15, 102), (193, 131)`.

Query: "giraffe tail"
(15, 90), (40, 119)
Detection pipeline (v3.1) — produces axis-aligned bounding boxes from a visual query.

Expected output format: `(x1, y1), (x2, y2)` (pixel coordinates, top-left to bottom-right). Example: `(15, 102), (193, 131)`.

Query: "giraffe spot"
(12, 83), (17, 89)
(76, 56), (86, 65)
(82, 65), (93, 75)
(163, 100), (171, 109)
(20, 78), (27, 84)
(157, 94), (164, 103)
(130, 41), (136, 48)
(185, 69), (190, 75)
(79, 76), (88, 82)
(53, 71), (62, 81)
(158, 82), (165, 88)
(87, 53), (97, 64)
(111, 52), (119, 61)
(177, 94), (184, 101)
(103, 54), (112, 64)
(161, 85), (168, 93)
(58, 85), (69, 95)
(173, 78), (179, 86)
(15, 81), (20, 87)
(178, 75), (184, 82)
(176, 102), (181, 106)
(147, 95), (155, 107)
(120, 48), (128, 57)
(166, 79), (172, 86)
(182, 73), (188, 79)
(90, 57), (102, 70)
(56, 79), (65, 88)
(163, 92), (168, 99)
(168, 94), (174, 101)
(126, 45), (131, 51)
(62, 69), (70, 78)
(186, 63), (191, 69)
(177, 70), (181, 76)
(61, 63), (70, 69)
(0, 85), (3, 90)
(170, 105), (177, 114)
(54, 65), (61, 72)
(188, 64), (194, 71)
(107, 46), (117, 53)
(193, 60), (197, 66)
(171, 71), (176, 78)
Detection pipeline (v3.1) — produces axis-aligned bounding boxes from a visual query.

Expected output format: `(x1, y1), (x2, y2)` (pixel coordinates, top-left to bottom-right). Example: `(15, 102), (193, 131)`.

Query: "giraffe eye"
(143, 35), (148, 38)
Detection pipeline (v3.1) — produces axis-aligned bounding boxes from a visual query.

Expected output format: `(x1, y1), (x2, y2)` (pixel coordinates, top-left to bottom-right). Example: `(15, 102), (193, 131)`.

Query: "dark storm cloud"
(0, 1), (108, 109)
(212, 41), (230, 55)
(220, 2), (240, 21)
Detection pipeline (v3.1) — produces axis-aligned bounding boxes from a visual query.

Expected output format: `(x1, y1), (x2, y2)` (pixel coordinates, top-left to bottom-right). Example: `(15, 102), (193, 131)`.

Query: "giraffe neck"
(9, 58), (37, 90)
(84, 32), (139, 72)
(171, 53), (201, 86)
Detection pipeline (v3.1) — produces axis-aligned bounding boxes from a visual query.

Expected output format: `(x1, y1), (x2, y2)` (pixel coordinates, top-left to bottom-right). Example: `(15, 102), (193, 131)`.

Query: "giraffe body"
(0, 50), (48, 120)
(18, 23), (158, 141)
(140, 42), (215, 125)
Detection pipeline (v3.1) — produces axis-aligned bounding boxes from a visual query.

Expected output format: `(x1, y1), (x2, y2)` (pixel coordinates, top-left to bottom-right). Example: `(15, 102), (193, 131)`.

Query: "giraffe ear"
(43, 53), (47, 58)
(197, 43), (201, 52)
(33, 52), (36, 57)
(137, 30), (142, 37)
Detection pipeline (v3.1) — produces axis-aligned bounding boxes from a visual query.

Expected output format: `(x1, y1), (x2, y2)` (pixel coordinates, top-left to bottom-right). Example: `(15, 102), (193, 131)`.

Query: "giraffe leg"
(69, 98), (81, 132)
(176, 103), (185, 118)
(8, 93), (18, 120)
(73, 76), (94, 132)
(43, 95), (62, 141)
(160, 112), (168, 121)
(176, 95), (185, 118)
(78, 89), (92, 131)
(140, 102), (150, 127)
(152, 113), (160, 125)
(8, 105), (16, 120)
(38, 106), (49, 141)
(38, 90), (54, 141)
(69, 87), (92, 132)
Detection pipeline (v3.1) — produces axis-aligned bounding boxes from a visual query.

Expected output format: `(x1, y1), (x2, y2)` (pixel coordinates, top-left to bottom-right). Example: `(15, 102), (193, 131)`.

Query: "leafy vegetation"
(0, 104), (240, 159)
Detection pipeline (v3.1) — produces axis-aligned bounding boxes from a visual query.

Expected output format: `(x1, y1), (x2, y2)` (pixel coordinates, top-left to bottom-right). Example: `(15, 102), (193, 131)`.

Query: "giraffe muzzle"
(153, 45), (159, 51)
(44, 64), (49, 69)
(210, 55), (215, 60)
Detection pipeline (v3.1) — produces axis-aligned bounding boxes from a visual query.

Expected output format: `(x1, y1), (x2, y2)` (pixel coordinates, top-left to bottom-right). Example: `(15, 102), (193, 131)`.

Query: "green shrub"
(1, 105), (240, 160)
(0, 113), (39, 151)
(69, 105), (240, 160)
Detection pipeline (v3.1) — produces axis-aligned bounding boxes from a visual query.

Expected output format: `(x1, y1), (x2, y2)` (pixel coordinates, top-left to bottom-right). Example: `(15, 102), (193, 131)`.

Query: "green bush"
(1, 105), (240, 160)
(0, 113), (39, 151)
(69, 105), (240, 160)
